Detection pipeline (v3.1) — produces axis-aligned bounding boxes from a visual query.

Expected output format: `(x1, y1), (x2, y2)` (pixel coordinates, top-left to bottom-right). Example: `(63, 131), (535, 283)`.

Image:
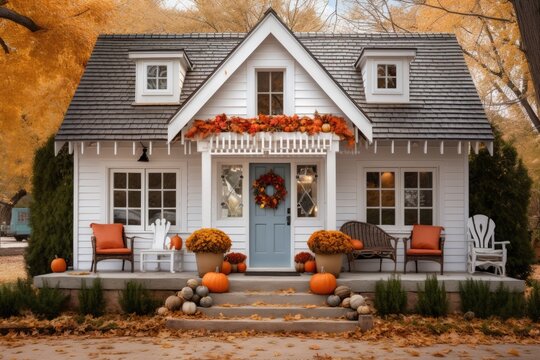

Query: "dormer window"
(257, 71), (283, 115)
(146, 65), (169, 91)
(377, 64), (397, 89)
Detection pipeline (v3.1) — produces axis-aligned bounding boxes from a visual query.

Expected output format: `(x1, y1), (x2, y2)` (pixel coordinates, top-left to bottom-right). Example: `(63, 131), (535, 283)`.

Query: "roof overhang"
(128, 49), (193, 70)
(354, 48), (416, 68)
(167, 9), (373, 143)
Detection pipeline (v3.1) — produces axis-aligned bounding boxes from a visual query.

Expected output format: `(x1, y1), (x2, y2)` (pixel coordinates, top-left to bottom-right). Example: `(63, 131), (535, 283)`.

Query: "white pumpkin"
(187, 279), (199, 289)
(341, 297), (351, 308)
(156, 306), (169, 316)
(165, 295), (182, 311)
(182, 301), (197, 315)
(357, 305), (371, 315)
(181, 286), (194, 300)
(349, 294), (366, 310)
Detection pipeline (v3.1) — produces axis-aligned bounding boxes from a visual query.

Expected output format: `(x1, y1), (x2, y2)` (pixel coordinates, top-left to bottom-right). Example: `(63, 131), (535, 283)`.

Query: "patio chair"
(403, 224), (445, 274)
(140, 218), (183, 273)
(90, 223), (135, 272)
(467, 214), (508, 276)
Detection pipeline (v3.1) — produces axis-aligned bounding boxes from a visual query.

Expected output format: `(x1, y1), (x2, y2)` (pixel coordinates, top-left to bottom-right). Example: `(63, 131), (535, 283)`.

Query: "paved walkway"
(1, 336), (540, 359)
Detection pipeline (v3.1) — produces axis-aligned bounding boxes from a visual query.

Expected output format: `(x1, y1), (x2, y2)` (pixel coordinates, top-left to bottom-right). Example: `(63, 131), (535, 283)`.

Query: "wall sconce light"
(138, 143), (149, 162)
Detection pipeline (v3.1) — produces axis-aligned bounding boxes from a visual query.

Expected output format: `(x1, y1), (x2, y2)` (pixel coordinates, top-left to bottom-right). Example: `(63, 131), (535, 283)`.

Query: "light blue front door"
(249, 163), (291, 268)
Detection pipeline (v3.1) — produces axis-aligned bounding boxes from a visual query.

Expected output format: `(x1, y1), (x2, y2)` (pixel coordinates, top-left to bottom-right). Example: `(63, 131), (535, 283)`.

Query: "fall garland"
(252, 170), (287, 209)
(185, 113), (355, 146)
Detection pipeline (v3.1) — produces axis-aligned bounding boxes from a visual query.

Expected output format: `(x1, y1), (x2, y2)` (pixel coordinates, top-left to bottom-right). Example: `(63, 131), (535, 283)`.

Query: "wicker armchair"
(339, 221), (398, 272)
(90, 223), (136, 272)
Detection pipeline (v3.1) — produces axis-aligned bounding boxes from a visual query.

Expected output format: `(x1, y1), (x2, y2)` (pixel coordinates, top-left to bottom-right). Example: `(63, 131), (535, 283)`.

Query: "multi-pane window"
(297, 165), (318, 217)
(113, 172), (142, 225)
(366, 171), (396, 225)
(376, 64), (397, 89)
(148, 172), (177, 226)
(220, 165), (243, 218)
(404, 171), (433, 225)
(146, 65), (168, 90)
(257, 71), (283, 115)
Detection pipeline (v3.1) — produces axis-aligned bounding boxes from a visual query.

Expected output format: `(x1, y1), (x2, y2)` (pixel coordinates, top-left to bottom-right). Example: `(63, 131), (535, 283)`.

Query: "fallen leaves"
(309, 344), (320, 350)
(507, 348), (520, 356)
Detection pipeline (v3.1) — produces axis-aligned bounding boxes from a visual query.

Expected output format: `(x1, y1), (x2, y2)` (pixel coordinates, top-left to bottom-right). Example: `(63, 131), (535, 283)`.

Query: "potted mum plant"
(294, 252), (315, 273)
(224, 252), (247, 272)
(186, 228), (232, 276)
(307, 230), (353, 277)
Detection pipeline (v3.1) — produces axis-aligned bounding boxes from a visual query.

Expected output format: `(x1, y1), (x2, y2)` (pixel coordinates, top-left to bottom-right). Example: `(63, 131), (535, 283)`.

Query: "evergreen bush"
(459, 279), (492, 318)
(31, 282), (69, 319)
(26, 136), (73, 277)
(469, 127), (533, 280)
(491, 283), (526, 319)
(0, 283), (21, 318)
(374, 275), (407, 316)
(527, 280), (540, 322)
(119, 281), (159, 315)
(15, 278), (37, 310)
(79, 278), (105, 317)
(416, 275), (448, 317)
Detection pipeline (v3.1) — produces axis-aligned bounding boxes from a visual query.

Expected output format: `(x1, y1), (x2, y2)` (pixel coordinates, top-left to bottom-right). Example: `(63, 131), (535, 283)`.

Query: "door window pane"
(297, 165), (318, 217)
(365, 171), (395, 225)
(221, 165), (243, 218)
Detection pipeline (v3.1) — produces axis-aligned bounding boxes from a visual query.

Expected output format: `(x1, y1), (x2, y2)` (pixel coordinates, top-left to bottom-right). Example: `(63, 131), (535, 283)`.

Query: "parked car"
(0, 208), (31, 241)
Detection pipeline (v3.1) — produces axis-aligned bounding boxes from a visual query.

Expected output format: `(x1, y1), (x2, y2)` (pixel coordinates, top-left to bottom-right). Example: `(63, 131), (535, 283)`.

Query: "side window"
(220, 165), (243, 218)
(297, 165), (318, 218)
(366, 171), (396, 225)
(404, 171), (433, 225)
(112, 172), (142, 225)
(257, 71), (283, 115)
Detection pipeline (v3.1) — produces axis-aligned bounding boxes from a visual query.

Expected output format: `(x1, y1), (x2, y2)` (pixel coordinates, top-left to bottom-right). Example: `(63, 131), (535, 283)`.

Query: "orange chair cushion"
(411, 224), (443, 250)
(351, 239), (364, 250)
(406, 249), (442, 256)
(96, 248), (132, 255)
(91, 223), (125, 250)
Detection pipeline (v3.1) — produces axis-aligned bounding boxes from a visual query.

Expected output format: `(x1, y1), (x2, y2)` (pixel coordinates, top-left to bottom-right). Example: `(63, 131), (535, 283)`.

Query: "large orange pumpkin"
(51, 256), (67, 273)
(237, 262), (247, 273)
(304, 260), (316, 273)
(309, 268), (337, 295)
(221, 261), (232, 275)
(170, 234), (182, 250)
(202, 269), (229, 293)
(351, 239), (364, 250)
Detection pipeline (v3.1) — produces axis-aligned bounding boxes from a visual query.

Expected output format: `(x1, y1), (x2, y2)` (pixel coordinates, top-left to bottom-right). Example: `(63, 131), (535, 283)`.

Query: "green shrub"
(491, 283), (526, 319)
(0, 283), (21, 318)
(527, 280), (540, 322)
(15, 278), (37, 310)
(416, 275), (448, 317)
(31, 282), (69, 319)
(78, 278), (105, 317)
(119, 281), (159, 315)
(459, 278), (492, 318)
(374, 275), (407, 316)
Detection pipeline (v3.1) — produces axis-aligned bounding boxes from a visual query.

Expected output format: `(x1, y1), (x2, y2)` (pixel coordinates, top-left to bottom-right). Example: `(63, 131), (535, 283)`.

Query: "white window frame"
(146, 170), (181, 229)
(141, 61), (173, 96)
(256, 70), (284, 115)
(402, 169), (435, 226)
(365, 169), (398, 226)
(110, 169), (144, 231)
(372, 59), (403, 95)
(295, 164), (321, 220)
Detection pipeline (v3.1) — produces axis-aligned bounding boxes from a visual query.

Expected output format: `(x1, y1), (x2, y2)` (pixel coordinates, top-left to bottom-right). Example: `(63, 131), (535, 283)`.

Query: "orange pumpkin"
(237, 262), (247, 273)
(170, 234), (183, 250)
(51, 256), (67, 273)
(321, 123), (331, 133)
(304, 260), (316, 273)
(309, 268), (337, 295)
(351, 239), (364, 250)
(221, 261), (232, 275)
(202, 268), (229, 293)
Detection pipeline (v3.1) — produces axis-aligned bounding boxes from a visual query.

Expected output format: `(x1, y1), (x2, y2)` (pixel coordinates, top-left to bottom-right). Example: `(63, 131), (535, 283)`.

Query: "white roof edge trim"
(128, 51), (193, 69)
(167, 13), (372, 143)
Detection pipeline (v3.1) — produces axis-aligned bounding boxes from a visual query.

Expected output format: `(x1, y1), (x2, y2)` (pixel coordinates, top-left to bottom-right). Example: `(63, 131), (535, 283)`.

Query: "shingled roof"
(56, 32), (493, 142)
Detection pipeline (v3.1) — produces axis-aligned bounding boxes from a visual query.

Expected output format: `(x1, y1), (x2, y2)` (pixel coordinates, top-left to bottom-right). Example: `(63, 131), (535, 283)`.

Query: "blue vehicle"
(2, 208), (31, 241)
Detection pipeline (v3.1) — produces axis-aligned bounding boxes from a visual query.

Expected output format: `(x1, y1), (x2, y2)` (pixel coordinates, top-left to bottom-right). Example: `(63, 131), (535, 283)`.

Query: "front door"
(249, 163), (291, 269)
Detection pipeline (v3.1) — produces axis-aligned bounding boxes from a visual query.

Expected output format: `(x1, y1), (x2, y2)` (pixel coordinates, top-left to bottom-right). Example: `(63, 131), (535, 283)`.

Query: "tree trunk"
(0, 189), (27, 226)
(512, 0), (540, 110)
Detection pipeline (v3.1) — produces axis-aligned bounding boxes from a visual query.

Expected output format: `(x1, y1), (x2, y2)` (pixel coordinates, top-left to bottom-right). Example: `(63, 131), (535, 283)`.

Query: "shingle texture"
(56, 32), (493, 141)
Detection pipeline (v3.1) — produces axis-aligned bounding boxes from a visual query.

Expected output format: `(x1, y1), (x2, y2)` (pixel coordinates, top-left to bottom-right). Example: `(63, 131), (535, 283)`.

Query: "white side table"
(140, 249), (183, 273)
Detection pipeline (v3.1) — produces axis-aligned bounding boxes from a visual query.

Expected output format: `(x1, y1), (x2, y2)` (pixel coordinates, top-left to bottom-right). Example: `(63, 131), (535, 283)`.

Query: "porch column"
(200, 148), (212, 227)
(326, 147), (337, 230)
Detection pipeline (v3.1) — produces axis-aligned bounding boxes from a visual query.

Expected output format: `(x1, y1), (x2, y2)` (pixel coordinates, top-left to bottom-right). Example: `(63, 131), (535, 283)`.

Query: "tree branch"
(0, 36), (9, 53)
(0, 6), (42, 32)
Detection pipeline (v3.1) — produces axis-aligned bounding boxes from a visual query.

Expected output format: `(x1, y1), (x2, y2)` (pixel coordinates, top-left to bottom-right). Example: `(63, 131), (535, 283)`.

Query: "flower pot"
(195, 252), (224, 277)
(315, 254), (343, 278)
(294, 262), (305, 273)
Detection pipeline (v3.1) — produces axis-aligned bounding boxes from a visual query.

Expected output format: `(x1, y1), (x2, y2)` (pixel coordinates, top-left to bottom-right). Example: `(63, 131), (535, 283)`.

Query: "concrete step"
(210, 292), (327, 306)
(166, 317), (358, 333)
(227, 274), (312, 292)
(198, 305), (349, 318)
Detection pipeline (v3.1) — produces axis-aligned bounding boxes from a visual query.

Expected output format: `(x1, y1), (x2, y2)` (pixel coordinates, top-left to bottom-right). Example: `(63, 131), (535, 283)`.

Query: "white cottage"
(55, 10), (493, 273)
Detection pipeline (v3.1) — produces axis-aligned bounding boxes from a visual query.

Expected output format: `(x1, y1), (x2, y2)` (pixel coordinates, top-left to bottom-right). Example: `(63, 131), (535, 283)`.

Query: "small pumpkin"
(182, 301), (197, 315)
(341, 297), (351, 308)
(334, 285), (351, 299)
(295, 262), (305, 273)
(345, 311), (359, 321)
(357, 305), (371, 314)
(351, 239), (364, 250)
(304, 260), (316, 273)
(350, 294), (366, 310)
(51, 255), (67, 273)
(326, 294), (341, 307)
(156, 307), (169, 316)
(187, 279), (199, 289)
(165, 295), (182, 311)
(180, 286), (194, 300)
(309, 267), (337, 295)
(202, 267), (229, 293)
(195, 285), (209, 298)
(170, 234), (182, 250)
(321, 123), (331, 133)
(200, 296), (213, 308)
(221, 261), (232, 275)
(191, 294), (201, 305)
(237, 262), (247, 273)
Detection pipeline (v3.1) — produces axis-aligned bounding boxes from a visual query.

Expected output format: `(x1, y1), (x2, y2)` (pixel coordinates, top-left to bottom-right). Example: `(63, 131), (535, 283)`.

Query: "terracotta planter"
(315, 254), (343, 278)
(195, 252), (224, 277)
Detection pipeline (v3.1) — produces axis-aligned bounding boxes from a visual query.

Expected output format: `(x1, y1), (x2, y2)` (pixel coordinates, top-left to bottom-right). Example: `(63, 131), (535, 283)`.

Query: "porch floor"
(34, 271), (525, 292)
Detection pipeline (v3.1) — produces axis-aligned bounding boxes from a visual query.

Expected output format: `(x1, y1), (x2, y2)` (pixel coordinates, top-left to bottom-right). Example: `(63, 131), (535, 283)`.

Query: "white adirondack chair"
(139, 219), (183, 273)
(467, 214), (509, 276)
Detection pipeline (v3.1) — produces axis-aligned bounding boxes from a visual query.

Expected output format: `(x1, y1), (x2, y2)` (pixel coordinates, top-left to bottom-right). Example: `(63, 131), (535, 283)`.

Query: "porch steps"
(198, 305), (349, 318)
(208, 291), (328, 306)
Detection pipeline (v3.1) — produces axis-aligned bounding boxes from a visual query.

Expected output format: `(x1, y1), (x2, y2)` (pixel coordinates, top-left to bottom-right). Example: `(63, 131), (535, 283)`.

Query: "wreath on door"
(252, 170), (287, 209)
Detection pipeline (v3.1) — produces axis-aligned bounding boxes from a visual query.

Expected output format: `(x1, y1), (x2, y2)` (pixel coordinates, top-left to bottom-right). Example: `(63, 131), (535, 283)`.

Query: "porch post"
(326, 147), (337, 230)
(201, 148), (212, 227)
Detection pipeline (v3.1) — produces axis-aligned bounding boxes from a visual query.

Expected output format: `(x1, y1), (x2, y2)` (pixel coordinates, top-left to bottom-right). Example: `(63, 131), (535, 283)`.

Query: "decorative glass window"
(376, 64), (397, 89)
(366, 171), (396, 225)
(297, 165), (318, 217)
(147, 172), (177, 225)
(404, 171), (433, 225)
(113, 172), (142, 225)
(146, 65), (168, 90)
(257, 71), (283, 115)
(220, 165), (243, 218)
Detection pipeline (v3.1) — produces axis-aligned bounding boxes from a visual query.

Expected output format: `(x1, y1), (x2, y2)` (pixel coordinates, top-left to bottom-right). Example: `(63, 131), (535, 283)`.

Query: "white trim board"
(167, 11), (373, 143)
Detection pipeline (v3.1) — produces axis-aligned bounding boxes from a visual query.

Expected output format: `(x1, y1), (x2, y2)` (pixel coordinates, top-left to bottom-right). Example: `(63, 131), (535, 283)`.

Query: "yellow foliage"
(185, 228), (232, 253)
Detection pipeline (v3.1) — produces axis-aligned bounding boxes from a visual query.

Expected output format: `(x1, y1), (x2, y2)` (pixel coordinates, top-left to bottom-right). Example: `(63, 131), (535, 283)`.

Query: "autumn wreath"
(252, 170), (287, 209)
